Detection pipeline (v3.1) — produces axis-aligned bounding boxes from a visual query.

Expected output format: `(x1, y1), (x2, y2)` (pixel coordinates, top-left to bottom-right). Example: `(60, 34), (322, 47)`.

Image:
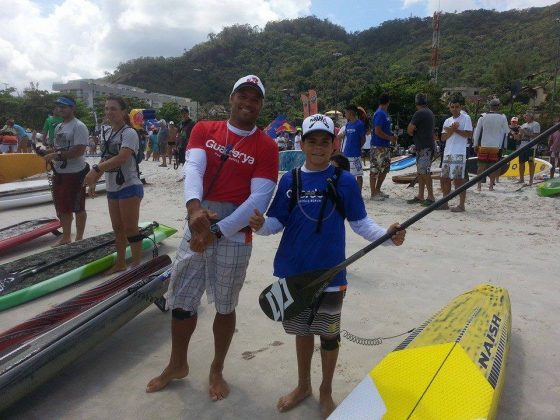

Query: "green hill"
(108, 4), (560, 122)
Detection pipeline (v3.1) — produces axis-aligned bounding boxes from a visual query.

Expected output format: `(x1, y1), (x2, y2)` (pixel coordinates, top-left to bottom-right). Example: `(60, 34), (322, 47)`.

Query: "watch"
(210, 223), (222, 239)
(92, 164), (101, 173)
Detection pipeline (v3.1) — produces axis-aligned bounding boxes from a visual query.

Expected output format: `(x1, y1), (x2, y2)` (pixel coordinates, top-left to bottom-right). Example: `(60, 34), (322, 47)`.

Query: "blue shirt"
(13, 124), (28, 140)
(371, 108), (392, 148)
(267, 166), (367, 288)
(342, 119), (365, 158)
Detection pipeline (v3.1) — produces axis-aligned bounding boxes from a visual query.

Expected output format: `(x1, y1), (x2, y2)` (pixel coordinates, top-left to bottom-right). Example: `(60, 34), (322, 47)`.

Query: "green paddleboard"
(0, 222), (177, 311)
(536, 178), (560, 197)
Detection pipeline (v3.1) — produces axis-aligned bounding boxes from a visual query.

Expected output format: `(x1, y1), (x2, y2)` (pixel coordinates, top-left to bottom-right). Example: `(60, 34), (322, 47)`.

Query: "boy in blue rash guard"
(249, 114), (406, 418)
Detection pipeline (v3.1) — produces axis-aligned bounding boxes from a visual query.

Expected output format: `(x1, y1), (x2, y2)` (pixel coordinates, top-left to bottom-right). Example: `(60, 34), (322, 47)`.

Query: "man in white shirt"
(517, 111), (541, 186)
(294, 128), (302, 151)
(473, 98), (509, 191)
(439, 99), (473, 212)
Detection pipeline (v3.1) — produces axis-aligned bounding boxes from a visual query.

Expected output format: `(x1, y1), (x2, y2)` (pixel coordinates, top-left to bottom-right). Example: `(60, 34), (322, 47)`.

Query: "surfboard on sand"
(0, 218), (61, 255)
(0, 154), (46, 183)
(329, 284), (511, 420)
(502, 156), (551, 178)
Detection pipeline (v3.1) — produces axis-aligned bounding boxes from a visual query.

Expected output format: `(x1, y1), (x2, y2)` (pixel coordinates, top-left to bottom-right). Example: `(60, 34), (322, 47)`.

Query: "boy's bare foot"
(277, 385), (312, 412)
(146, 364), (189, 393)
(209, 371), (230, 401)
(105, 264), (127, 275)
(319, 393), (337, 418)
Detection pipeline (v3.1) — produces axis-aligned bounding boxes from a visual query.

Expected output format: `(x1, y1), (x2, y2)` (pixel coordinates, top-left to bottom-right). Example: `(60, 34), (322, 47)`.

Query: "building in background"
(52, 79), (198, 119)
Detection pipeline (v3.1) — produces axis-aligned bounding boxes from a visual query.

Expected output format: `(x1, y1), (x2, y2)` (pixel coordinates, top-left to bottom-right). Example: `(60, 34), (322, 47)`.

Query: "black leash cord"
(341, 328), (415, 346)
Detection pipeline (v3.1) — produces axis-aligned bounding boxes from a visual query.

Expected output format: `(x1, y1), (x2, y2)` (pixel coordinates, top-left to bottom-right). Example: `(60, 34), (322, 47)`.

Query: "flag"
(308, 89), (318, 115)
(300, 94), (310, 118)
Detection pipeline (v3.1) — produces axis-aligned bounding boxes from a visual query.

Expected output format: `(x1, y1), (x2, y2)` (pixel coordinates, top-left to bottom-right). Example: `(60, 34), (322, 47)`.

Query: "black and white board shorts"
(282, 291), (344, 337)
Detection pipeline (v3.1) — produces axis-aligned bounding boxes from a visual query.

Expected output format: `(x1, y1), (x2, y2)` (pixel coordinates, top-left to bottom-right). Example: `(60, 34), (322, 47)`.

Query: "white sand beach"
(1, 158), (559, 419)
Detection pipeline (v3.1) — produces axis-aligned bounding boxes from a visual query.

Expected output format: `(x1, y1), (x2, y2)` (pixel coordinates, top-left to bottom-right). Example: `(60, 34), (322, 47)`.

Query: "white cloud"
(3, 0), (555, 94)
(1, 0), (311, 92)
(402, 0), (558, 14)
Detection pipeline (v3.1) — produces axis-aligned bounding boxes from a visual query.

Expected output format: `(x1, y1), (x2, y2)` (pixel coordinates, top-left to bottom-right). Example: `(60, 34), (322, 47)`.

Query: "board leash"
(341, 328), (415, 346)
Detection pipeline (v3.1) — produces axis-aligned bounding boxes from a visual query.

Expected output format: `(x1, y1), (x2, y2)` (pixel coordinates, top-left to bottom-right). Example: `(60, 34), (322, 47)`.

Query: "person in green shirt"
(41, 109), (63, 146)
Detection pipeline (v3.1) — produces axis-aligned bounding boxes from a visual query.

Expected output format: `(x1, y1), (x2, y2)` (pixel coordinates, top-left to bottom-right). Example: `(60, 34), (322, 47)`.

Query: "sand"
(1, 157), (559, 419)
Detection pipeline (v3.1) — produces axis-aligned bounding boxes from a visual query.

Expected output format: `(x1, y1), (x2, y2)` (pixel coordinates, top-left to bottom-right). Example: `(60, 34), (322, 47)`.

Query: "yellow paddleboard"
(330, 284), (511, 420)
(0, 154), (47, 183)
(502, 156), (551, 178)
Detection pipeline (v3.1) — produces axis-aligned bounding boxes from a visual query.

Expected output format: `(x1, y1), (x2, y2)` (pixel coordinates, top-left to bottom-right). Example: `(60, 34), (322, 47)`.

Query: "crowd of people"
(2, 73), (558, 418)
(333, 94), (556, 213)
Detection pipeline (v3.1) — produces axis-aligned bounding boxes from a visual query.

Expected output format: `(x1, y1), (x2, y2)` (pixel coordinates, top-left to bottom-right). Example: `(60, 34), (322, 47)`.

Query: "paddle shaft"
(6, 223), (157, 282)
(305, 122), (560, 289)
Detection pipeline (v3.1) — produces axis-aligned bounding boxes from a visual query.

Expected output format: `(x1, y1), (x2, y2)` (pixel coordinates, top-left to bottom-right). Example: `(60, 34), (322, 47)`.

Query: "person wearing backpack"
(248, 113), (406, 418)
(84, 96), (144, 274)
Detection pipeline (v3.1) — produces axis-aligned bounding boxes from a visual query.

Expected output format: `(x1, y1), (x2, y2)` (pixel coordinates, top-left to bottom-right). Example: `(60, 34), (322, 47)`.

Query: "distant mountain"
(108, 4), (560, 119)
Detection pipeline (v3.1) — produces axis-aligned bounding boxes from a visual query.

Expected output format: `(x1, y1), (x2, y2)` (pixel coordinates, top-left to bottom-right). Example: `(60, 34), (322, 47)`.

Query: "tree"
(158, 102), (181, 124)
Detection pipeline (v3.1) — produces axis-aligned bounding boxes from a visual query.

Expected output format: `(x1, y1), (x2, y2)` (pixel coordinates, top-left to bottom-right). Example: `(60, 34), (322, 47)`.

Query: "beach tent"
(276, 121), (297, 134)
(265, 115), (287, 138)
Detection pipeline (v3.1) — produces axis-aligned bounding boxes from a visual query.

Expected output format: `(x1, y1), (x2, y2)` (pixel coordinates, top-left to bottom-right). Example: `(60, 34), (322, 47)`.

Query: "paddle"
(259, 122), (560, 321)
(0, 222), (159, 295)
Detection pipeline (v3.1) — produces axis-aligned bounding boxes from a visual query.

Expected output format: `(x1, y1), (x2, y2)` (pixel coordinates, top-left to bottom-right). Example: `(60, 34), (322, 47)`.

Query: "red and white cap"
(231, 75), (265, 98)
(302, 114), (335, 139)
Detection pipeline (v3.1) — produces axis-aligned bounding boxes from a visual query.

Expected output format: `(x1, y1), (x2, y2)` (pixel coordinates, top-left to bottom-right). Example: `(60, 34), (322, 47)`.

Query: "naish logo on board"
(205, 139), (255, 164)
(478, 314), (501, 369)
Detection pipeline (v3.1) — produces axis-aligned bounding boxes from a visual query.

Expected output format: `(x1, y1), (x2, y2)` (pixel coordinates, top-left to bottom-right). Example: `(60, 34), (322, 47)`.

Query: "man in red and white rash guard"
(147, 75), (279, 401)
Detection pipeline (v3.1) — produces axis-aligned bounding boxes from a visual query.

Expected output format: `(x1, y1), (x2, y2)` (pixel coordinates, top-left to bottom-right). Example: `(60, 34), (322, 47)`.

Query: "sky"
(1, 0), (558, 93)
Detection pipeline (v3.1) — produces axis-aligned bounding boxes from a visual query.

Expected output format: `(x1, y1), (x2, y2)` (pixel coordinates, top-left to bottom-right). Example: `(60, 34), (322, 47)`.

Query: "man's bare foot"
(277, 385), (312, 412)
(52, 238), (71, 247)
(75, 236), (84, 241)
(105, 264), (127, 275)
(488, 186), (494, 191)
(319, 393), (337, 418)
(209, 371), (230, 401)
(450, 206), (465, 213)
(146, 364), (189, 393)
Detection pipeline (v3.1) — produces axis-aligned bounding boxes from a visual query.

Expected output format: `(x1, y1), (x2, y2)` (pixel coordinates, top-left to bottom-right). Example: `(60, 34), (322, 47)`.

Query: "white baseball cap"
(231, 75), (265, 98)
(302, 114), (335, 139)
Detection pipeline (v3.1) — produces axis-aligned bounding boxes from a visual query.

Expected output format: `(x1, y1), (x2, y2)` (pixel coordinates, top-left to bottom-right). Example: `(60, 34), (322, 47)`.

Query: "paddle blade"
(259, 268), (331, 322)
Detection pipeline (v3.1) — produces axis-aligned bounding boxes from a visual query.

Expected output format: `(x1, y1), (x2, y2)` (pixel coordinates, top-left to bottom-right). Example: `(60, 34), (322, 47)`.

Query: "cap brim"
(233, 83), (264, 97)
(302, 128), (335, 139)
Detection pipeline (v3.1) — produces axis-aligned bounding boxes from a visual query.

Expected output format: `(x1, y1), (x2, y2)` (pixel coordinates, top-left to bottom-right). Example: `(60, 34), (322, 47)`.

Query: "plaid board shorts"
(416, 148), (433, 175)
(348, 156), (363, 177)
(441, 154), (466, 180)
(52, 166), (88, 214)
(282, 291), (344, 337)
(166, 229), (252, 314)
(369, 147), (391, 174)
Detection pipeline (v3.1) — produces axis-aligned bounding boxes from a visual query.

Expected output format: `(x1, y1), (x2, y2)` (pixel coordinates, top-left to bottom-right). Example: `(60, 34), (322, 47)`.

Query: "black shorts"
(519, 148), (535, 163)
